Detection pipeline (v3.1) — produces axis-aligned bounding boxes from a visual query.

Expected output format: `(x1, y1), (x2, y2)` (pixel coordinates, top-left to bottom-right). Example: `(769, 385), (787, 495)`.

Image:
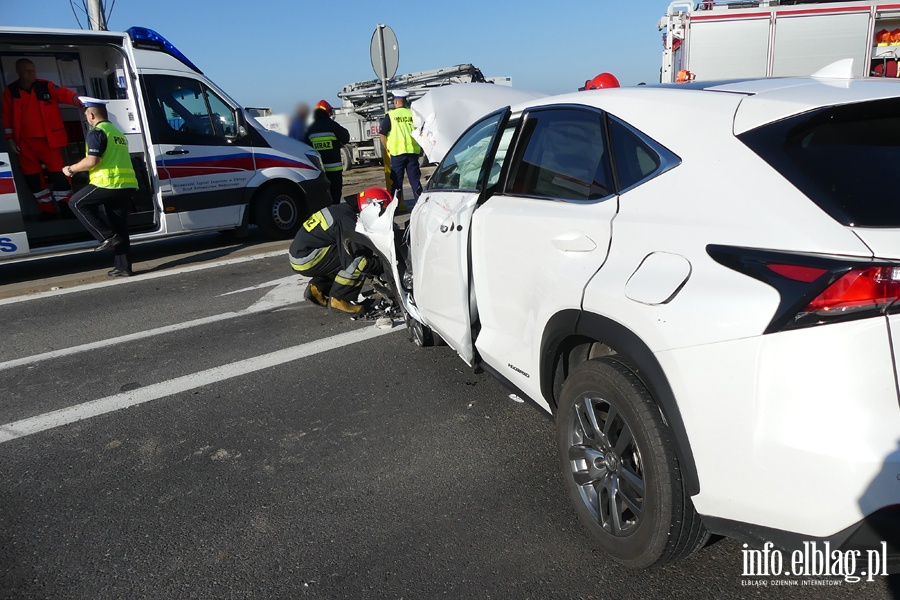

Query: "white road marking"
(0, 275), (310, 373)
(0, 324), (398, 444)
(0, 249), (287, 308)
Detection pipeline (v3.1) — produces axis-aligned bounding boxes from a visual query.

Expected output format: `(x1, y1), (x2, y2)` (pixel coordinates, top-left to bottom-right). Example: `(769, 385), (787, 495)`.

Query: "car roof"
(513, 77), (900, 135)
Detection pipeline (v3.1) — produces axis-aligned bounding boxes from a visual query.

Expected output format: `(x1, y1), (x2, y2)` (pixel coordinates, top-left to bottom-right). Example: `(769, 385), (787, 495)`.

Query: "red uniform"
(2, 78), (79, 214)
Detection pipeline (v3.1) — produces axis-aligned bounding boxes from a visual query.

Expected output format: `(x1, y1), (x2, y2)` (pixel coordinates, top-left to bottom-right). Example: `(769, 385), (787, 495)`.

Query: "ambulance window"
(141, 75), (233, 145)
(205, 89), (236, 137)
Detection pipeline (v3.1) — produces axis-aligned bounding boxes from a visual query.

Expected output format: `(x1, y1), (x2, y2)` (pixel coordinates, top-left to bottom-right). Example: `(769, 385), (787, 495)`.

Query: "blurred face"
(16, 61), (36, 87)
(296, 103), (310, 119)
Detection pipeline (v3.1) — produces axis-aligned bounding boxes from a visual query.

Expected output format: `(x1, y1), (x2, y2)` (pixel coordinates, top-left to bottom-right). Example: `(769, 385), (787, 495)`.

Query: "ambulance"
(0, 26), (331, 260)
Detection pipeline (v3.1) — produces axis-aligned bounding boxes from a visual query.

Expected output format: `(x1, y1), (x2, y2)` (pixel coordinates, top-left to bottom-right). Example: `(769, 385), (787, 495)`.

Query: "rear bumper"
(657, 316), (900, 541)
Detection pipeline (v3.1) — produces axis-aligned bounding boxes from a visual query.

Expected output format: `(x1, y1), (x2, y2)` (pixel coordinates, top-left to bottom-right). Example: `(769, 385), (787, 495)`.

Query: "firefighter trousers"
(289, 244), (369, 302)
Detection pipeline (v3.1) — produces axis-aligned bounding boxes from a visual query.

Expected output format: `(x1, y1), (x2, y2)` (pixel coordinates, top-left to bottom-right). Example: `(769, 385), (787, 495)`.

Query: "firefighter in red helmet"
(304, 99), (350, 204)
(288, 187), (390, 315)
(584, 73), (620, 90)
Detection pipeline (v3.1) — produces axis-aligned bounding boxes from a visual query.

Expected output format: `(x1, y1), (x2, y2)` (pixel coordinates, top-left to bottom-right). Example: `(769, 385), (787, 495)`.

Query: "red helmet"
(315, 100), (333, 117)
(357, 186), (393, 212)
(585, 73), (620, 90)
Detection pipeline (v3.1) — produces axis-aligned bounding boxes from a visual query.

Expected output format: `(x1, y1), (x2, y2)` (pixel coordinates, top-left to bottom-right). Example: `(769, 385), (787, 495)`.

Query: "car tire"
(408, 318), (435, 347)
(253, 182), (304, 240)
(556, 357), (708, 568)
(341, 147), (353, 172)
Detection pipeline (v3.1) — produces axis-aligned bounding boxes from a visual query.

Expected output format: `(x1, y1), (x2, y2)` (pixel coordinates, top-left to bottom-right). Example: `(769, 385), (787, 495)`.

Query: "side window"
(429, 110), (505, 192)
(486, 123), (517, 189)
(506, 108), (613, 201)
(141, 75), (235, 145)
(608, 117), (661, 191)
(205, 88), (237, 137)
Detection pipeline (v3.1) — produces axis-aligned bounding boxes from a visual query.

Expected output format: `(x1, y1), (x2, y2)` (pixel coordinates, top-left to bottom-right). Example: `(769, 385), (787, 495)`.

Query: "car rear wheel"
(254, 183), (304, 239)
(556, 357), (708, 568)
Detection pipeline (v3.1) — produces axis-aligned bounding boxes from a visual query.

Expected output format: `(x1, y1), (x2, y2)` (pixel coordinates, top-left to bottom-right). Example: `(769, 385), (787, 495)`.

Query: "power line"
(68, 0), (85, 29)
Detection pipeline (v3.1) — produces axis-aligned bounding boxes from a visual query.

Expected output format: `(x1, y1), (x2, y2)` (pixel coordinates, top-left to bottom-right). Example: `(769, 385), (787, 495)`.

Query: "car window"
(486, 123), (517, 189)
(141, 75), (235, 145)
(506, 108), (613, 201)
(429, 111), (505, 192)
(739, 97), (900, 227)
(609, 117), (661, 191)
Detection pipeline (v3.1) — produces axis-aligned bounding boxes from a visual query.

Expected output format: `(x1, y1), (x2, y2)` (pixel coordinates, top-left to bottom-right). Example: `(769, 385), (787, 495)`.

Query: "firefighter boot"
(303, 283), (329, 307)
(329, 297), (363, 315)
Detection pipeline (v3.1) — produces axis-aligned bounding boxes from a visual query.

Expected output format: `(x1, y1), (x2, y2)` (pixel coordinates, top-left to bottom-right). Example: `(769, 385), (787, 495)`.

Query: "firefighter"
(63, 98), (138, 277)
(2, 58), (81, 219)
(304, 100), (350, 204)
(379, 90), (422, 204)
(288, 187), (391, 316)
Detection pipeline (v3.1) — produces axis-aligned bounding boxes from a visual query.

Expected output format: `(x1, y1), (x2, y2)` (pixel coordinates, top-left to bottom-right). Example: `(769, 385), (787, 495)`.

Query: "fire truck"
(659, 0), (900, 83)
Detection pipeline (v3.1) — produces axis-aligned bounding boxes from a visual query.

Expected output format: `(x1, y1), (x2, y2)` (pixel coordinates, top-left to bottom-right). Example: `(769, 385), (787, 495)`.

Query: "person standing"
(63, 98), (138, 277)
(304, 100), (350, 204)
(379, 90), (422, 205)
(288, 102), (310, 143)
(2, 58), (81, 219)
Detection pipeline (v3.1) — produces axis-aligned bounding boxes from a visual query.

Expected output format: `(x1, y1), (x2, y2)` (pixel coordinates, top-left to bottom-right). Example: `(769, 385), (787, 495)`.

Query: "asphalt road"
(1, 250), (898, 599)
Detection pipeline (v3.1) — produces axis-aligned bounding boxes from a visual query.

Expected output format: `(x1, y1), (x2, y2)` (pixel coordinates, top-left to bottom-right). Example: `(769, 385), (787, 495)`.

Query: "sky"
(3, 0), (672, 113)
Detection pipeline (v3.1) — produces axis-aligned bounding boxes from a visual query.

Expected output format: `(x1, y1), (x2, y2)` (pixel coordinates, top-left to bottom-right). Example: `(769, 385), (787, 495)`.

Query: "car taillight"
(708, 245), (900, 333)
(803, 267), (900, 313)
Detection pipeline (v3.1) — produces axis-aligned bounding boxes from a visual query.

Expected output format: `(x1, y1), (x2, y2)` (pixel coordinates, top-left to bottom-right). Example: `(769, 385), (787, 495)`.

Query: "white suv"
(359, 78), (900, 568)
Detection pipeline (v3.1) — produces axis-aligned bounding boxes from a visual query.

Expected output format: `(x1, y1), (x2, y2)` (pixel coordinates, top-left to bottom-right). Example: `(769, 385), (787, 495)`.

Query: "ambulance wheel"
(408, 319), (435, 347)
(254, 183), (303, 239)
(341, 147), (353, 172)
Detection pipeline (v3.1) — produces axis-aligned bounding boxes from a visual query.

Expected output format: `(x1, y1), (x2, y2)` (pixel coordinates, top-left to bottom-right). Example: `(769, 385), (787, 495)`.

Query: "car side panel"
(471, 195), (616, 407)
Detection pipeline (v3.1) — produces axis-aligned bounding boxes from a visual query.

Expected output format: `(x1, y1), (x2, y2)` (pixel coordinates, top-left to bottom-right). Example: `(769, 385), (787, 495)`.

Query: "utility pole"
(86, 0), (107, 31)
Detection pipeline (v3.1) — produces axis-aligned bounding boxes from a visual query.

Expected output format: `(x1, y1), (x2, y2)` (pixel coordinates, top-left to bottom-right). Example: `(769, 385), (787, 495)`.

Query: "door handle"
(166, 149), (190, 155)
(552, 234), (596, 252)
(439, 222), (453, 234)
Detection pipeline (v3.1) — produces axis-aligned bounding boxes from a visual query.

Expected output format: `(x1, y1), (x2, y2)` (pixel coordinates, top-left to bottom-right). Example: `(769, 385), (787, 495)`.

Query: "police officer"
(304, 100), (350, 204)
(2, 58), (81, 218)
(63, 98), (138, 277)
(379, 90), (422, 204)
(288, 187), (391, 316)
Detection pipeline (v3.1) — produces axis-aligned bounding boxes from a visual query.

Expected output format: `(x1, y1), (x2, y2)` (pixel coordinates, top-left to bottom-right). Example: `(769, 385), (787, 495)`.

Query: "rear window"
(739, 97), (900, 227)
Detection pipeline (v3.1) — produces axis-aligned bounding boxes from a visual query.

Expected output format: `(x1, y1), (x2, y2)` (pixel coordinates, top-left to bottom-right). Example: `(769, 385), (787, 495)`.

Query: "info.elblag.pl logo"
(741, 542), (889, 586)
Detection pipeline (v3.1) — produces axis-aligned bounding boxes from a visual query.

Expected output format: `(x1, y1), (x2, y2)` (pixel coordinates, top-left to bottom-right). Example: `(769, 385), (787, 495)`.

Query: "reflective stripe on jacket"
(304, 113), (350, 173)
(386, 107), (421, 156)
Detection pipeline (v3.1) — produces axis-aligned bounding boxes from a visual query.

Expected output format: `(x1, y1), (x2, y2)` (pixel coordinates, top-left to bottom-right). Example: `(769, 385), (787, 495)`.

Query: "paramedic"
(2, 58), (81, 218)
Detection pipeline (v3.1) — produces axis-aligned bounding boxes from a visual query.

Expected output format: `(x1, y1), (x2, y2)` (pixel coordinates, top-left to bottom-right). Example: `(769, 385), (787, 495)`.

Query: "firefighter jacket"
(304, 112), (350, 173)
(2, 79), (78, 148)
(289, 203), (358, 272)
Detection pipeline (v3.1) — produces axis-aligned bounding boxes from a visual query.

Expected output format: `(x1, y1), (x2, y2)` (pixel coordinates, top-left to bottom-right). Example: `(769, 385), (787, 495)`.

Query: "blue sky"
(4, 1), (671, 113)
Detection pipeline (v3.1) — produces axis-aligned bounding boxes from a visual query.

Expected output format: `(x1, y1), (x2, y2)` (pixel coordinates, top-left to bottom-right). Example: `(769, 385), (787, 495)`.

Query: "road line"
(0, 324), (399, 444)
(0, 249), (287, 308)
(0, 275), (311, 373)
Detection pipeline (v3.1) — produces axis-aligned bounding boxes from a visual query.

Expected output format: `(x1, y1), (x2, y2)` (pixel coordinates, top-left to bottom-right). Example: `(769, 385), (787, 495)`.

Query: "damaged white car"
(358, 79), (900, 569)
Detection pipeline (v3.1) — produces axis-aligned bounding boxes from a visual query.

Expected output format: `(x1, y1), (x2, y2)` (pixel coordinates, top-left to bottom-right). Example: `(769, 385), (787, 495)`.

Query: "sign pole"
(377, 25), (389, 115)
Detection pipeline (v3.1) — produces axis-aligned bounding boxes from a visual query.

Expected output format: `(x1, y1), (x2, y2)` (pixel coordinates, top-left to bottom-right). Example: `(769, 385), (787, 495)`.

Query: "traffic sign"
(370, 25), (399, 80)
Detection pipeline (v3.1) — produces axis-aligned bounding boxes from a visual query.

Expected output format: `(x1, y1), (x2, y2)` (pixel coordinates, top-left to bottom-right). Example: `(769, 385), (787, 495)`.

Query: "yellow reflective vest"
(386, 108), (421, 156)
(89, 121), (138, 189)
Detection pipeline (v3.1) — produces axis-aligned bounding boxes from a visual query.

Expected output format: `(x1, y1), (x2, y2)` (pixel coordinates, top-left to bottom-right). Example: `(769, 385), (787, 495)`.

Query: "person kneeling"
(288, 187), (392, 315)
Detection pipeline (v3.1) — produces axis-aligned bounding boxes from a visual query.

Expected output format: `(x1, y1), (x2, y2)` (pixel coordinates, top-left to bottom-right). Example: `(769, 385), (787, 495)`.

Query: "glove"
(9, 141), (19, 154)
